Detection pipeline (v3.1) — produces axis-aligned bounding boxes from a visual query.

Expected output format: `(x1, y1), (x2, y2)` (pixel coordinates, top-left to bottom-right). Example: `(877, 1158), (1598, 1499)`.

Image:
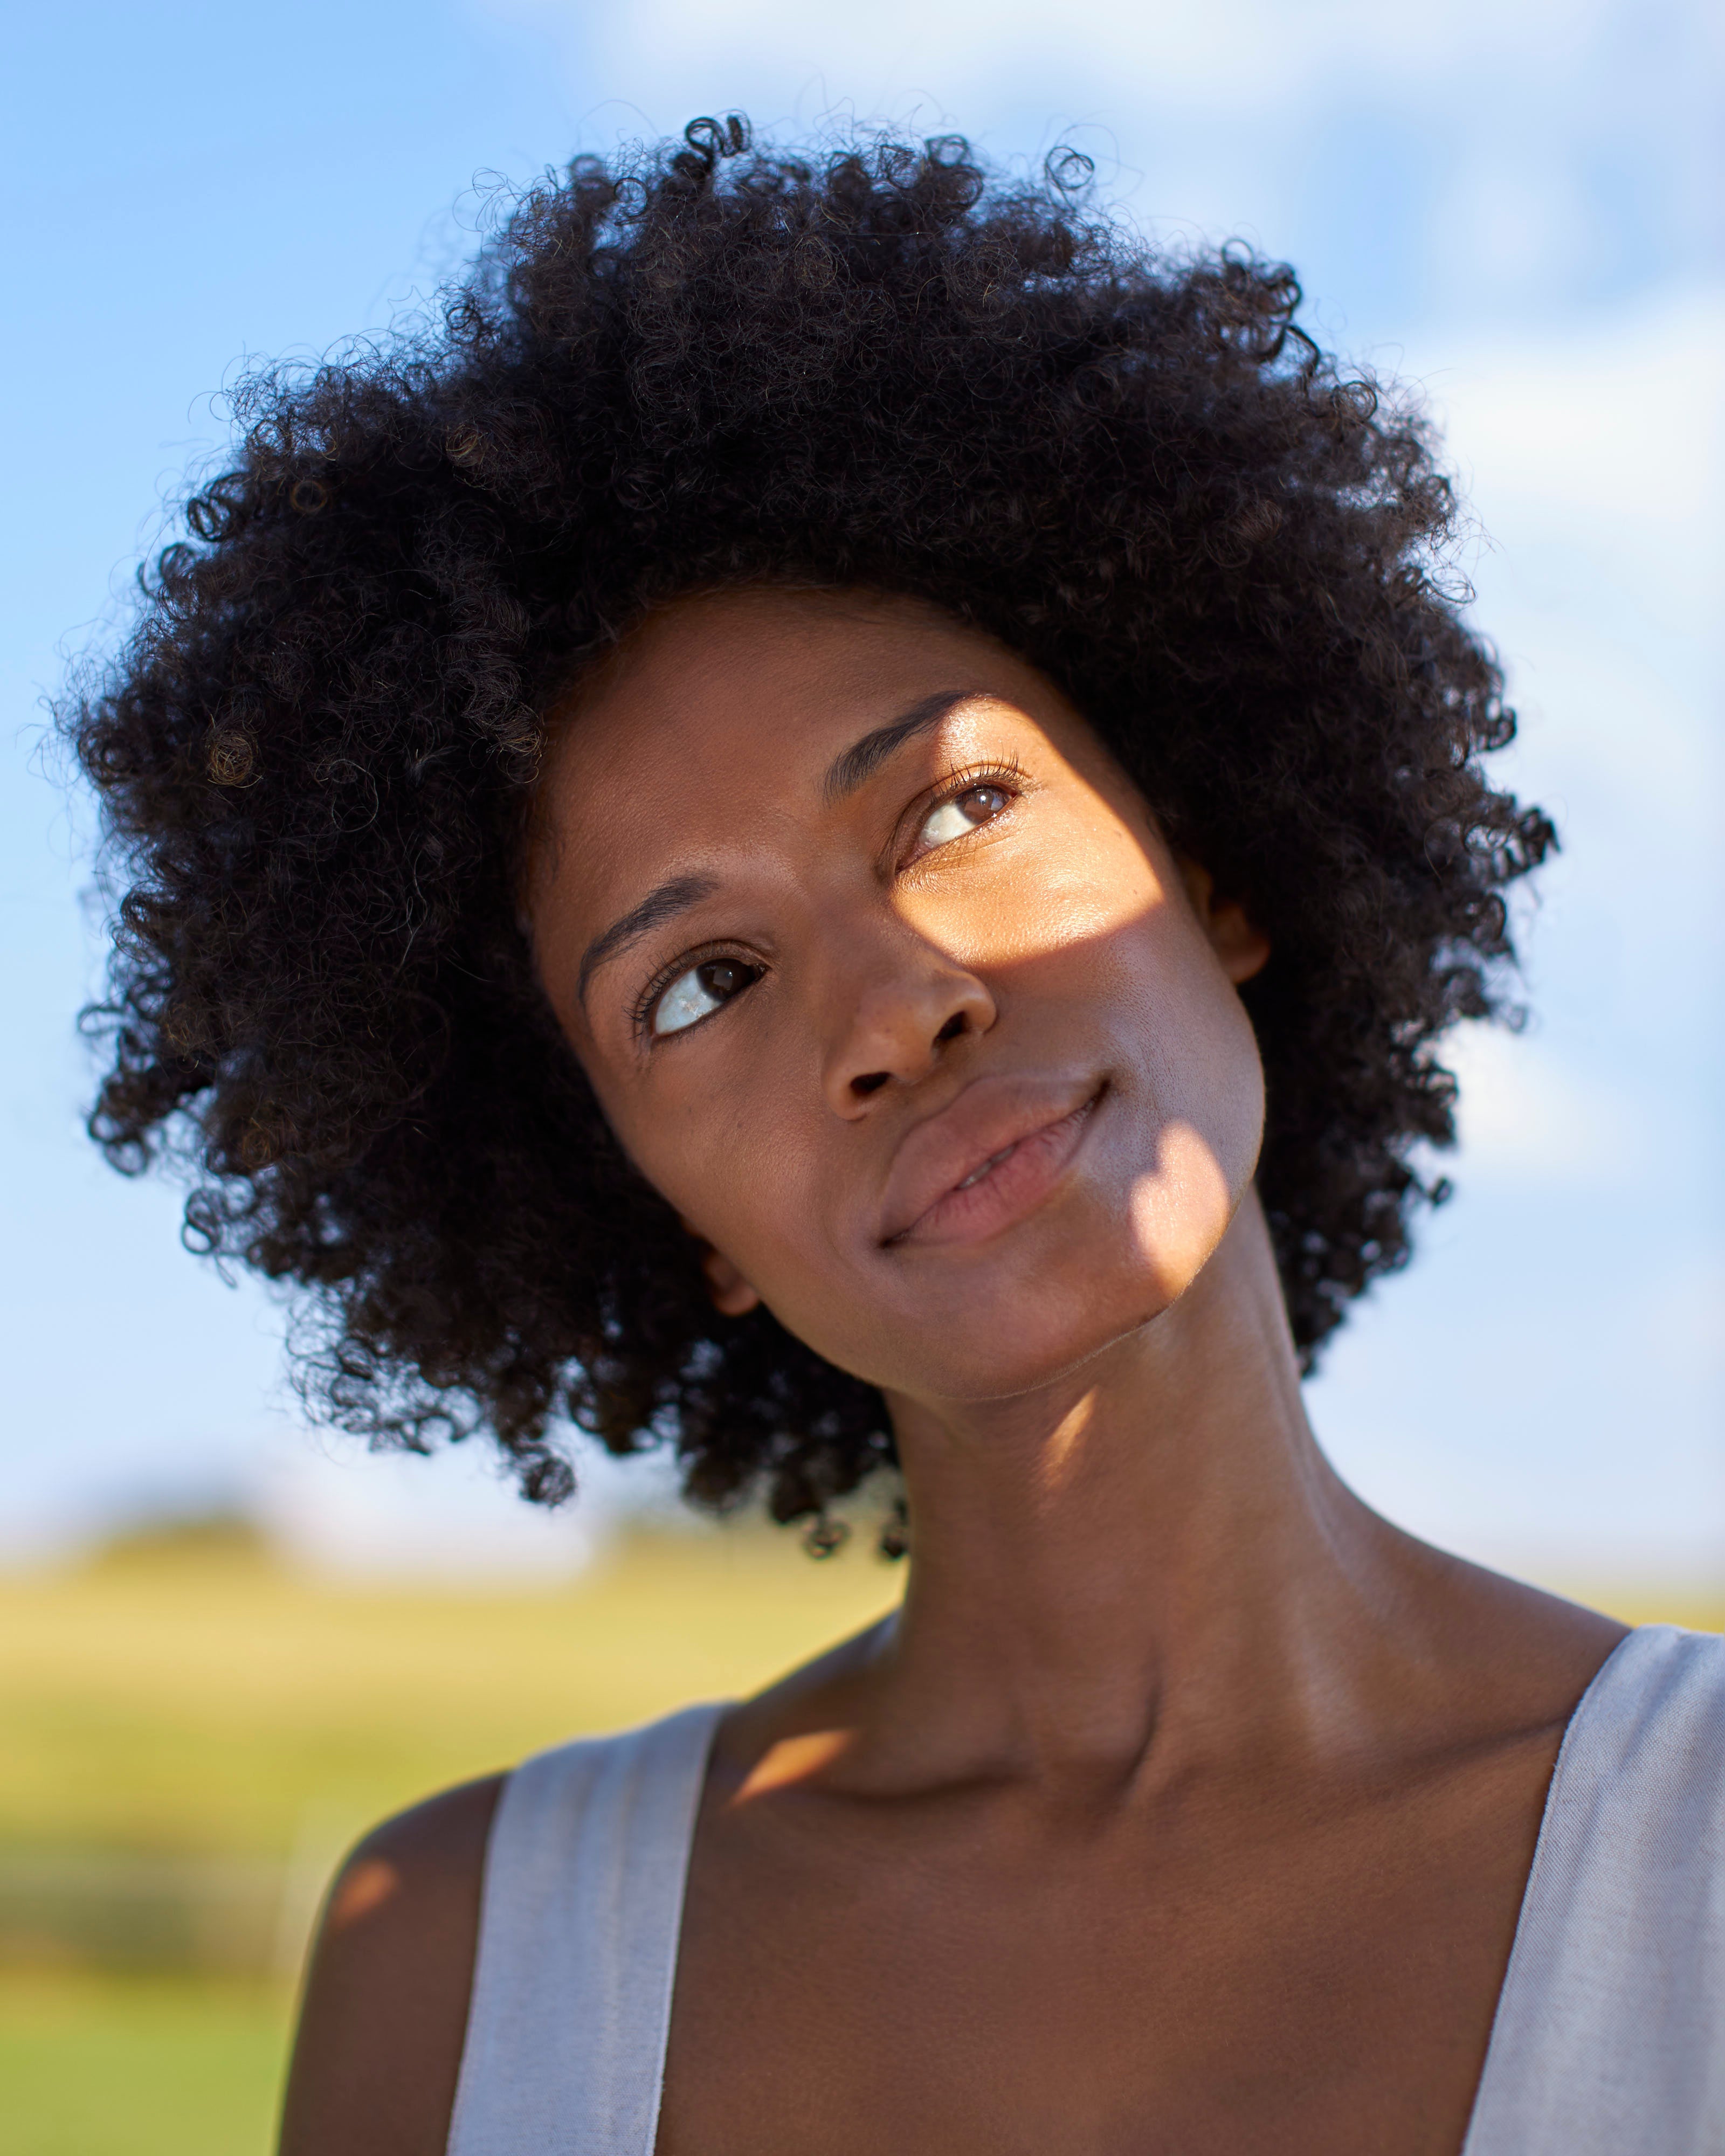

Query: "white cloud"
(484, 0), (1657, 119)
(1440, 1024), (1646, 1192)
(1426, 286), (1725, 619)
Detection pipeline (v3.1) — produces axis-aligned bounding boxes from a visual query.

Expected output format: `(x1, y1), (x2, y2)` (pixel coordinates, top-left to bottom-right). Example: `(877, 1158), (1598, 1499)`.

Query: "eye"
(915, 783), (1012, 852)
(650, 956), (763, 1038)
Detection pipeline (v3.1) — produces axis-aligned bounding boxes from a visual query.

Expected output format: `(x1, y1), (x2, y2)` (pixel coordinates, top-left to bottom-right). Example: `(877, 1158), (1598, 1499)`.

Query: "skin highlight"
(281, 585), (1623, 2156)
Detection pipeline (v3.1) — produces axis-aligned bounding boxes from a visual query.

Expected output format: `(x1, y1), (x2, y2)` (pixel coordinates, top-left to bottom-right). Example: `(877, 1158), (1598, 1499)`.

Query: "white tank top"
(446, 1624), (1725, 2155)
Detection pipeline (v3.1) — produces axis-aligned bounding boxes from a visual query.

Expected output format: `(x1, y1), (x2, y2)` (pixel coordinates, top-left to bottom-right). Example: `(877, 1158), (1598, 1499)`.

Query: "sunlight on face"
(528, 587), (1268, 1409)
(1128, 1120), (1240, 1316)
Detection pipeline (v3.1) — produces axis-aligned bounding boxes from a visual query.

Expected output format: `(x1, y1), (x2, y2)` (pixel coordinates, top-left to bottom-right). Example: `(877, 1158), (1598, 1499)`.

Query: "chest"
(656, 1757), (1552, 2156)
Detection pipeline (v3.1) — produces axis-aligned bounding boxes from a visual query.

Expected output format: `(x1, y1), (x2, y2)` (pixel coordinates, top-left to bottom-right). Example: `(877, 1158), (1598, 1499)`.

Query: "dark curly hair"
(65, 118), (1551, 1540)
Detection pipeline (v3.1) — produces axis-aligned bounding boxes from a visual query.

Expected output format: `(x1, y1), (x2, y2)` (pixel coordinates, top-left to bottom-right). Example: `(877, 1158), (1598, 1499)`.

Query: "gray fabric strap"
(1465, 1625), (1725, 2156)
(446, 1701), (726, 2156)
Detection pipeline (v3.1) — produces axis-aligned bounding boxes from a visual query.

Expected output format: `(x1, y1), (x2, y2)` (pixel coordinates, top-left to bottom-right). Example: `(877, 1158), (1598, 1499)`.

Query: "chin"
(767, 1150), (1248, 1404)
(855, 1235), (1199, 1404)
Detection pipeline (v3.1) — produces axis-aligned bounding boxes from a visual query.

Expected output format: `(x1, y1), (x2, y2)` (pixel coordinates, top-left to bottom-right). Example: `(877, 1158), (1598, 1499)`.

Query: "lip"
(879, 1075), (1104, 1249)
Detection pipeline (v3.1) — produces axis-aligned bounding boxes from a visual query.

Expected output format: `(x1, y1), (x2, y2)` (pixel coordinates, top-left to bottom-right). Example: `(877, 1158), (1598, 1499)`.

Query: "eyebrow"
(576, 873), (717, 1007)
(574, 690), (975, 1009)
(820, 689), (975, 805)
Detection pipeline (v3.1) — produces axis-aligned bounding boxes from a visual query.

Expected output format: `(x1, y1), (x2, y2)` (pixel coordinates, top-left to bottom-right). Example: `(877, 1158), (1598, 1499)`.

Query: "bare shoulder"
(1411, 1534), (1632, 1739)
(708, 1608), (899, 1784)
(278, 1774), (505, 2156)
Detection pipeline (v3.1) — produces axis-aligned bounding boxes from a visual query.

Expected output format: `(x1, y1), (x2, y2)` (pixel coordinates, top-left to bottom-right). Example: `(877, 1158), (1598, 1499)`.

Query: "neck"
(871, 1192), (1431, 1789)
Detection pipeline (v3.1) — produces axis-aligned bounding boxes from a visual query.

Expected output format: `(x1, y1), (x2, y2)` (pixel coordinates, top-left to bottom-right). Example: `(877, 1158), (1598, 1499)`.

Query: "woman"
(68, 122), (1721, 2153)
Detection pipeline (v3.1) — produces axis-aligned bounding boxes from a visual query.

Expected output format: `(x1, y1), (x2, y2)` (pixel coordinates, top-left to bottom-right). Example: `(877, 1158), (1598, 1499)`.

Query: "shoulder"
(1567, 1623), (1725, 1781)
(706, 1611), (898, 1789)
(1470, 1628), (1725, 2142)
(278, 1774), (505, 2156)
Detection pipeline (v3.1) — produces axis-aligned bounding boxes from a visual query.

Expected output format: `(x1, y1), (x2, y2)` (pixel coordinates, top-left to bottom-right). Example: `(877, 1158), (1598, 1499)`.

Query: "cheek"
(1127, 1115), (1250, 1301)
(1067, 901), (1265, 1304)
(606, 1067), (837, 1293)
(613, 1083), (892, 1377)
(1134, 965), (1267, 1254)
(995, 813), (1162, 959)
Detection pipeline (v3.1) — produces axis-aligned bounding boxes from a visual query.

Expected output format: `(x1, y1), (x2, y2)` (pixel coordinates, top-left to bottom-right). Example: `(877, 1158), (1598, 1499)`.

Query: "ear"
(701, 1247), (762, 1318)
(680, 1225), (762, 1318)
(1178, 860), (1271, 986)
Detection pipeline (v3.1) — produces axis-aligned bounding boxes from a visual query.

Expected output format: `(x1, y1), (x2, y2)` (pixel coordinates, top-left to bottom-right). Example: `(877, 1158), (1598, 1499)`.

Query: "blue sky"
(3, 0), (1720, 1581)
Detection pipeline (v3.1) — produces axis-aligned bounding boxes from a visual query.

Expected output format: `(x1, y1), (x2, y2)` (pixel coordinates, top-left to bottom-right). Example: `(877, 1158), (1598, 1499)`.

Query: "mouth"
(881, 1081), (1105, 1250)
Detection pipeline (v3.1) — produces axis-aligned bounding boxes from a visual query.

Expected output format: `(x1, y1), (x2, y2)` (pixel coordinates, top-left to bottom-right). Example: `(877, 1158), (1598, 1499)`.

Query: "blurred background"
(2, 1), (1720, 2147)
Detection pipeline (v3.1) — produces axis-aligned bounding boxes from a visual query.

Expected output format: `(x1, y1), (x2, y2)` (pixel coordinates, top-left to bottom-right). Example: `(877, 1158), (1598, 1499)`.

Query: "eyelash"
(632, 755), (1029, 1041)
(899, 756), (1025, 867)
(629, 939), (754, 1039)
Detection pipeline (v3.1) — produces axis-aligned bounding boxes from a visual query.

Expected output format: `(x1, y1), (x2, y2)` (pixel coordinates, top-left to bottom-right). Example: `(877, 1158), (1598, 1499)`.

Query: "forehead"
(528, 587), (1101, 925)
(546, 585), (1067, 804)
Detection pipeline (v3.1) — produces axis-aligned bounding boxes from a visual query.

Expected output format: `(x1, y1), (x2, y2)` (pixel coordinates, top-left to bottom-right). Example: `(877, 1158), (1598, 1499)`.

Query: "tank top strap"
(1464, 1624), (1725, 2156)
(447, 1699), (728, 2156)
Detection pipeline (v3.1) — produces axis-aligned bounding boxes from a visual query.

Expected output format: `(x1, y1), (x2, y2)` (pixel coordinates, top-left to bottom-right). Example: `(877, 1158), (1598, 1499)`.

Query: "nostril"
(936, 1012), (967, 1044)
(851, 1071), (890, 1098)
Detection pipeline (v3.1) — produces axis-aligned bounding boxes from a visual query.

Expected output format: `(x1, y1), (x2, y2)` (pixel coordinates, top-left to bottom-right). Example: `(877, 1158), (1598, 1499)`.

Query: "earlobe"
(676, 1215), (762, 1316)
(1211, 900), (1271, 986)
(700, 1245), (762, 1318)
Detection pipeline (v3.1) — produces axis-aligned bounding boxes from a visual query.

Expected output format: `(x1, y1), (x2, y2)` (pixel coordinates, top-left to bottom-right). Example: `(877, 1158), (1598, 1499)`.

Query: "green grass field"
(0, 1526), (1714, 2155)
(0, 1524), (902, 1862)
(0, 1524), (901, 2154)
(0, 1971), (288, 2156)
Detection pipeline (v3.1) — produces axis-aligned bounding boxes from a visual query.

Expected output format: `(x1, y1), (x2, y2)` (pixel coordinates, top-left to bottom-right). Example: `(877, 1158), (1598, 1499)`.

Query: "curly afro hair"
(66, 118), (1551, 1539)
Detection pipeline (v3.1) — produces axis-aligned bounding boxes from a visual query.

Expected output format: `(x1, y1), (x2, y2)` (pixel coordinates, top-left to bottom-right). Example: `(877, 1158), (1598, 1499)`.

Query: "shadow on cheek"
(1128, 1119), (1241, 1302)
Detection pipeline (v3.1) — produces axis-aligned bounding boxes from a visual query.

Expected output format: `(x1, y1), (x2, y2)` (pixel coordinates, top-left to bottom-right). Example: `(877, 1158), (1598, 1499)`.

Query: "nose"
(823, 938), (997, 1118)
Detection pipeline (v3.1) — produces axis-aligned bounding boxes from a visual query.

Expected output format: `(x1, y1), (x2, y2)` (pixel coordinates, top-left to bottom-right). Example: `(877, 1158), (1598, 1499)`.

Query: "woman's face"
(528, 587), (1268, 1408)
